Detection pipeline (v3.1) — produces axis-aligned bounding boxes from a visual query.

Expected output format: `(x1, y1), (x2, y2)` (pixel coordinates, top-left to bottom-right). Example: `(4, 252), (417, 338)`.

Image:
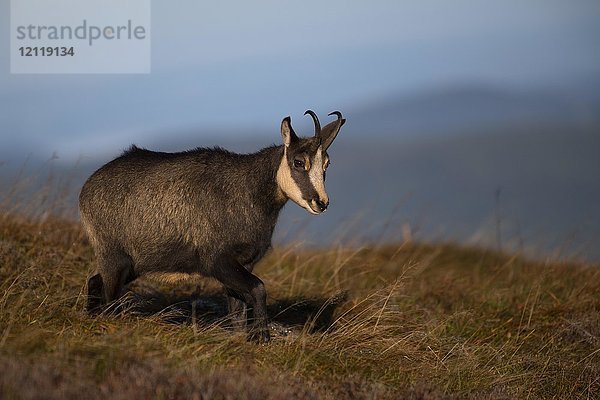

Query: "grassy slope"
(0, 213), (598, 399)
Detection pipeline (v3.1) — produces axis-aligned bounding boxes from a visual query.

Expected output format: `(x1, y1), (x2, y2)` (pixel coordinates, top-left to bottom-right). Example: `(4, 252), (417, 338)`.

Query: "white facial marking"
(309, 147), (328, 205)
(276, 148), (317, 214)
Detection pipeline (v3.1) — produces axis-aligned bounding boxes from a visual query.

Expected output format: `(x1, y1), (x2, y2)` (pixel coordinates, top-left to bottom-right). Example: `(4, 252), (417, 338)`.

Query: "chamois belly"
(127, 228), (272, 277)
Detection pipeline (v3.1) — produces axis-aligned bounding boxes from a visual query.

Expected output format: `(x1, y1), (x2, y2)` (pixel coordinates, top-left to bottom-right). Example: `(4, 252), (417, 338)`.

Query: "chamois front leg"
(226, 289), (248, 330)
(213, 256), (270, 343)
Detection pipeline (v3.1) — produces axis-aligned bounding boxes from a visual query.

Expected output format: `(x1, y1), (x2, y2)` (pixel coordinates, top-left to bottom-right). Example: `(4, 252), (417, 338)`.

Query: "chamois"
(79, 110), (345, 342)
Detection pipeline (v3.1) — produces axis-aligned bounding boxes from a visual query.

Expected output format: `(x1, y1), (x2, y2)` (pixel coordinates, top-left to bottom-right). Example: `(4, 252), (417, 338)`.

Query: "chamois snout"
(311, 198), (329, 213)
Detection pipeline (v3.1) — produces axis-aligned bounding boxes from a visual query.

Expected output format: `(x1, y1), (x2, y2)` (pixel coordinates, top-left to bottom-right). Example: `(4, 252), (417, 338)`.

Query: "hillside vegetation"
(0, 212), (598, 399)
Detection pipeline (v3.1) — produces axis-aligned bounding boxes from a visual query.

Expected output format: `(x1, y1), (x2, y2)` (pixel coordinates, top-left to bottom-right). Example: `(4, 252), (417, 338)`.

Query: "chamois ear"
(281, 116), (299, 148)
(320, 111), (345, 151)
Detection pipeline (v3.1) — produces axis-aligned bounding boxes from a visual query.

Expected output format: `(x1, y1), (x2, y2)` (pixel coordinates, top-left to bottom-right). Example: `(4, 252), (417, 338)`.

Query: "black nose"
(315, 199), (329, 212)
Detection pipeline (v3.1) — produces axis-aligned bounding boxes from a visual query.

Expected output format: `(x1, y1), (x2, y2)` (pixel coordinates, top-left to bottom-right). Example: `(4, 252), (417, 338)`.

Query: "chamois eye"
(294, 159), (305, 169)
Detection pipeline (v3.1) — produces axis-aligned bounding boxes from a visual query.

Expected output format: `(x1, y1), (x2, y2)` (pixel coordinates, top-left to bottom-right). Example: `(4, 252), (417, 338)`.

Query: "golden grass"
(0, 211), (599, 399)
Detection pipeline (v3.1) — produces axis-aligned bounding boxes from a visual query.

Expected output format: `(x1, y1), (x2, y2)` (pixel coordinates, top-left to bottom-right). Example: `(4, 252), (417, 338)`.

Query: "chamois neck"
(251, 145), (288, 212)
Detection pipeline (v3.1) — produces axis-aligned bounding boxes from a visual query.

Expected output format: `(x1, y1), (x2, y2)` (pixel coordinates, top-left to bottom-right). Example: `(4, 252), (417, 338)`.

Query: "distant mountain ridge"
(345, 82), (600, 138)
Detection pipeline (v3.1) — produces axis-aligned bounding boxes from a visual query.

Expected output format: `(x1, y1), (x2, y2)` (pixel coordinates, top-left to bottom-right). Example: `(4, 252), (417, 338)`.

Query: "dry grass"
(0, 209), (599, 399)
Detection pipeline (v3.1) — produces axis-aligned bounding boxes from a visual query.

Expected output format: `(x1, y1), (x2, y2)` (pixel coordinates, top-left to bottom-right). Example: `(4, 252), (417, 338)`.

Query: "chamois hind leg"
(86, 273), (104, 315)
(96, 248), (136, 313)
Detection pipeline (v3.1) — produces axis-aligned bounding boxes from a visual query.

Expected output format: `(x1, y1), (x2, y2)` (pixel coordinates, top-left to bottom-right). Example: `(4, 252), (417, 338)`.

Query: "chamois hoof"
(247, 329), (271, 343)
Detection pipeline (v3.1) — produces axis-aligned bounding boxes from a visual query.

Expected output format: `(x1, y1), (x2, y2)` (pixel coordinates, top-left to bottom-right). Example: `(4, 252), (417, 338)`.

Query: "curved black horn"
(328, 111), (343, 120)
(319, 111), (345, 151)
(328, 111), (344, 132)
(304, 110), (321, 137)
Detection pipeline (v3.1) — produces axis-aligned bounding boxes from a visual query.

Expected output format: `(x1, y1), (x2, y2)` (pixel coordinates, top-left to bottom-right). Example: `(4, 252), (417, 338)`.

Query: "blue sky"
(1, 0), (599, 159)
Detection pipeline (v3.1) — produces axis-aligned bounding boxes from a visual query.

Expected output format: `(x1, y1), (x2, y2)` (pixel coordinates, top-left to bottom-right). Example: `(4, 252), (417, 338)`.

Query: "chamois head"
(276, 110), (345, 215)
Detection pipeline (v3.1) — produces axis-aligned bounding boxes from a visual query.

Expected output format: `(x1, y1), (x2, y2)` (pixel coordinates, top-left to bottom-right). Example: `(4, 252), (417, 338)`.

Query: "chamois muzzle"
(311, 198), (329, 213)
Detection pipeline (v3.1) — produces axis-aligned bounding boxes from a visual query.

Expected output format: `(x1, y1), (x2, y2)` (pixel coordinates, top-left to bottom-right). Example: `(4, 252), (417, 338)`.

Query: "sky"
(1, 0), (599, 159)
